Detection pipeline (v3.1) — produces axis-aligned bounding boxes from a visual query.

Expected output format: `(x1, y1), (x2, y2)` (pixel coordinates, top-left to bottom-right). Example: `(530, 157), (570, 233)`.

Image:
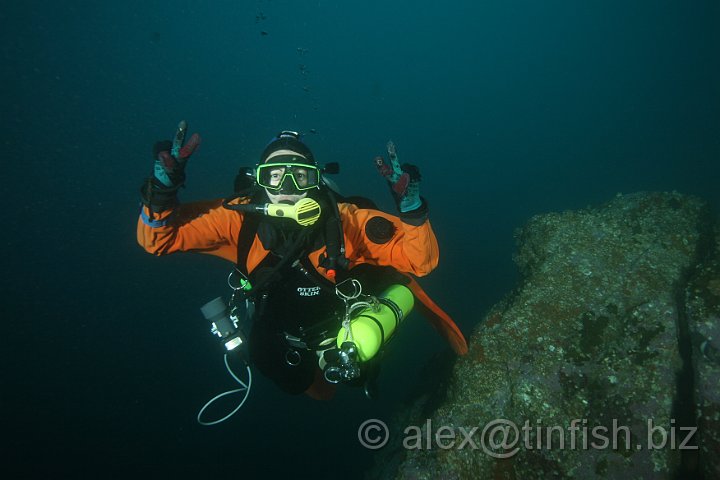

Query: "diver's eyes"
(268, 168), (285, 185)
(294, 169), (308, 185)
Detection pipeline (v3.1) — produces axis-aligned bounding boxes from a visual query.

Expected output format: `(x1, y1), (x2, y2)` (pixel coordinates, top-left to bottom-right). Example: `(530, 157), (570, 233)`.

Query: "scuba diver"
(137, 123), (467, 407)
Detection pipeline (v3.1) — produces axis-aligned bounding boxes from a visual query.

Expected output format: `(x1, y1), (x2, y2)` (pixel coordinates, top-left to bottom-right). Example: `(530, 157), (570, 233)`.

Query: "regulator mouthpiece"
(222, 197), (321, 226)
(264, 197), (321, 226)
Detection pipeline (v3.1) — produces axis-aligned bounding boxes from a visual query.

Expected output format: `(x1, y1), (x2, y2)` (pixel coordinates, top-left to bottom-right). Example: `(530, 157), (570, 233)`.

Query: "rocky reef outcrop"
(371, 192), (719, 479)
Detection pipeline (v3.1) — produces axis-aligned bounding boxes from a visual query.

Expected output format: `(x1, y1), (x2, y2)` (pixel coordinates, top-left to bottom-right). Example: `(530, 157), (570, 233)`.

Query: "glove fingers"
(374, 156), (394, 179)
(386, 140), (396, 158)
(153, 140), (173, 159)
(392, 172), (410, 196)
(154, 151), (186, 188)
(389, 154), (404, 177)
(178, 133), (201, 162)
(158, 150), (176, 169)
(154, 152), (175, 188)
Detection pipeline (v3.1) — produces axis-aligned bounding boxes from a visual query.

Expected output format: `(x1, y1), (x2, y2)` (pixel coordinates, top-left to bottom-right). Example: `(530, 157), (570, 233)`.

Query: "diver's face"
(263, 150), (312, 205)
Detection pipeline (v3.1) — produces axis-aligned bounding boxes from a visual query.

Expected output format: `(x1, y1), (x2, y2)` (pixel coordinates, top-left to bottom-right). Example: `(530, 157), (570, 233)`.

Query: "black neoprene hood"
(261, 135), (315, 165)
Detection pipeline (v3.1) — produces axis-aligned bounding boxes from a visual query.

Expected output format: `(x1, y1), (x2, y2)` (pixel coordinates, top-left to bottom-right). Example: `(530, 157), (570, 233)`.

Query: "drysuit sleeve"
(338, 203), (439, 277)
(136, 199), (242, 262)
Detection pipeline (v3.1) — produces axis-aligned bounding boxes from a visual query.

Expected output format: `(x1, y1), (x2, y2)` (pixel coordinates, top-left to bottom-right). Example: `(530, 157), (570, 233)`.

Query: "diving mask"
(257, 158), (321, 193)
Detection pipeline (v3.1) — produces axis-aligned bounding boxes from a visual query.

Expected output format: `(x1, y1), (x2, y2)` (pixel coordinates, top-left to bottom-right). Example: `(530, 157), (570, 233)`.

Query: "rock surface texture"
(372, 192), (718, 479)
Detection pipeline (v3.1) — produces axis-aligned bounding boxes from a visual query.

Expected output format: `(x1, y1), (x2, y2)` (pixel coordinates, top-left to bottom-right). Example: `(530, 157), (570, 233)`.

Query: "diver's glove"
(140, 121), (201, 212)
(375, 140), (423, 213)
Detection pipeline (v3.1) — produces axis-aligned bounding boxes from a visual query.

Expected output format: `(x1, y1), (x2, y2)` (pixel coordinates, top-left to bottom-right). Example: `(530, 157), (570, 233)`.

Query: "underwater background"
(2, 0), (718, 478)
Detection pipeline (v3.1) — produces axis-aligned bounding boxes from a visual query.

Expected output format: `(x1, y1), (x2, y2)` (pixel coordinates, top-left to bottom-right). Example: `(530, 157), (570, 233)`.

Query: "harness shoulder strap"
(236, 212), (262, 276)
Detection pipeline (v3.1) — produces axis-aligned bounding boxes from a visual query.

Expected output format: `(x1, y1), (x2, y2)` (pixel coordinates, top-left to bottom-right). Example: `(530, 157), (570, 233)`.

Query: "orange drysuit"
(137, 197), (467, 359)
(137, 198), (439, 281)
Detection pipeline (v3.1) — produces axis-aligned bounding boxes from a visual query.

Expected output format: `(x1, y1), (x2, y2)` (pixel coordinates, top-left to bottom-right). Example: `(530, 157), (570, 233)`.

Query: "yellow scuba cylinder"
(336, 284), (414, 362)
